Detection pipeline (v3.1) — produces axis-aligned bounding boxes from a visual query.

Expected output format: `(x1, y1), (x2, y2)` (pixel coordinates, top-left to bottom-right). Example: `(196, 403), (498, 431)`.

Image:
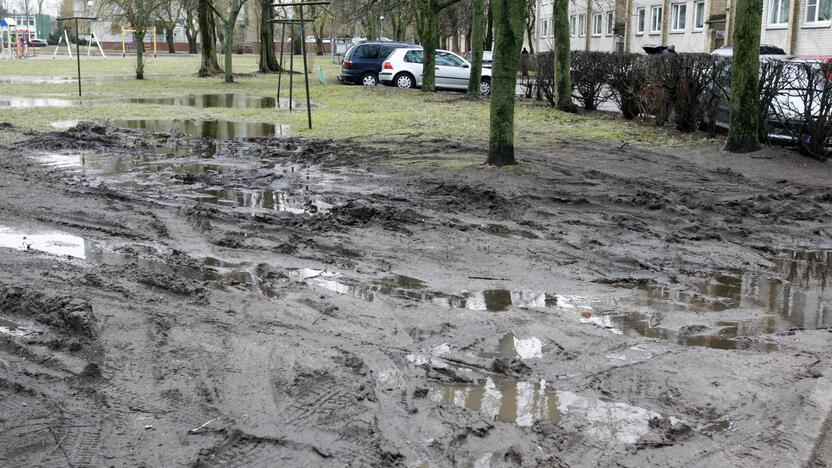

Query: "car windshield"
(352, 45), (381, 59)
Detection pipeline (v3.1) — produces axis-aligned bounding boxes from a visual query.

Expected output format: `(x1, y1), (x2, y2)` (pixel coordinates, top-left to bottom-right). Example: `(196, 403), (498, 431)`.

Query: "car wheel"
(361, 73), (378, 86)
(394, 73), (415, 89)
(479, 78), (491, 96)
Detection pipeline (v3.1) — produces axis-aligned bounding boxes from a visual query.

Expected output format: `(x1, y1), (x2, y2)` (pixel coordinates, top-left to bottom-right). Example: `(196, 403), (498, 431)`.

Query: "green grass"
(0, 54), (694, 152)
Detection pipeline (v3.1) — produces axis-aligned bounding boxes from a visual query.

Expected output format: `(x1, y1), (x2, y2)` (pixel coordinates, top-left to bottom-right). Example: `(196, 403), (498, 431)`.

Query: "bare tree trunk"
(198, 0), (222, 76)
(487, 0), (525, 165)
(726, 0), (762, 152)
(553, 0), (574, 111)
(136, 30), (146, 79)
(258, 0), (280, 72)
(165, 26), (176, 53)
(465, 0), (485, 99)
(485, 0), (493, 51)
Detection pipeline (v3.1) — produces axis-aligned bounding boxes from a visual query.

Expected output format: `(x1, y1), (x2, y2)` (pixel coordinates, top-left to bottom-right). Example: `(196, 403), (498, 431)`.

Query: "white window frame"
(767, 0), (789, 25)
(540, 18), (549, 37)
(606, 11), (614, 35)
(579, 14), (587, 36)
(671, 3), (687, 32)
(592, 12), (603, 36)
(650, 5), (663, 33)
(693, 1), (706, 30)
(570, 15), (577, 36)
(636, 8), (646, 34)
(804, 0), (831, 25)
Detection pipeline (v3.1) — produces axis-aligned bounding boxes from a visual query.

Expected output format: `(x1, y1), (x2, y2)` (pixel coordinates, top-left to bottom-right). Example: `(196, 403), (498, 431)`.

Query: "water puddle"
(0, 224), (278, 297)
(431, 375), (559, 427)
(124, 93), (311, 109)
(428, 369), (674, 443)
(0, 75), (176, 85)
(0, 317), (42, 337)
(489, 333), (544, 359)
(194, 189), (333, 215)
(290, 269), (556, 312)
(111, 119), (288, 139)
(580, 249), (832, 351)
(0, 96), (78, 108)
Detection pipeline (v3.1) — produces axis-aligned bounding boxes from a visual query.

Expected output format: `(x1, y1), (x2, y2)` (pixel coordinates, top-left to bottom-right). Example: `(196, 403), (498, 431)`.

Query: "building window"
(651, 5), (663, 33)
(805, 0), (831, 23)
(768, 0), (789, 24)
(579, 14), (586, 36)
(570, 15), (577, 36)
(606, 11), (614, 34)
(694, 1), (706, 29)
(671, 3), (687, 31)
(540, 18), (549, 37)
(592, 13), (603, 35)
(636, 8), (646, 34)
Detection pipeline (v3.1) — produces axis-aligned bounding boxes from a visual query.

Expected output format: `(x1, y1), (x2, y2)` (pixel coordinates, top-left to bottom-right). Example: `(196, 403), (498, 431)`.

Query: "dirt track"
(0, 123), (831, 467)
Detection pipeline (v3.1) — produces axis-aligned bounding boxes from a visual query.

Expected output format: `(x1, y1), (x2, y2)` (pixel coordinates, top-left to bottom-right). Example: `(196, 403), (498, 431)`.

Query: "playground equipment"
(52, 26), (104, 58)
(121, 26), (156, 58)
(52, 29), (73, 58)
(0, 18), (24, 59)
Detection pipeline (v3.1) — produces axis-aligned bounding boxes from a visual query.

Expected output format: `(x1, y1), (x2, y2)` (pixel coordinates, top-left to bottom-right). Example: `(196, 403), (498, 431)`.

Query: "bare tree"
(206, 0), (251, 82)
(197, 0), (222, 75)
(100, 0), (168, 79)
(182, 0), (199, 53)
(155, 0), (183, 54)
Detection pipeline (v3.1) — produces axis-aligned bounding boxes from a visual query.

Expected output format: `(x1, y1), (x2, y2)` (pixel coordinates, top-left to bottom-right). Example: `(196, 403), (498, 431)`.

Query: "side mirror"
(463, 63), (470, 68)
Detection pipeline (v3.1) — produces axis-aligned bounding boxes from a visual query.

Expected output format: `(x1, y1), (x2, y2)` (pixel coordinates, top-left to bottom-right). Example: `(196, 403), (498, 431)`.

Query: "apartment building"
(534, 0), (831, 54)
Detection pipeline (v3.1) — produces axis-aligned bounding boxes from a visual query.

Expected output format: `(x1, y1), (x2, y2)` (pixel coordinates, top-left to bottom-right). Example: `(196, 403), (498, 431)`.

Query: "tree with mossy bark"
(156, 1), (183, 54)
(487, 0), (526, 165)
(552, 0), (574, 111)
(414, 0), (460, 92)
(198, 0), (223, 76)
(465, 0), (485, 99)
(207, 0), (251, 82)
(725, 0), (763, 152)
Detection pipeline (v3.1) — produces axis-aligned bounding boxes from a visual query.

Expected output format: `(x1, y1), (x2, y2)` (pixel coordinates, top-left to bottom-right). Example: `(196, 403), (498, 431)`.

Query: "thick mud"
(0, 122), (831, 467)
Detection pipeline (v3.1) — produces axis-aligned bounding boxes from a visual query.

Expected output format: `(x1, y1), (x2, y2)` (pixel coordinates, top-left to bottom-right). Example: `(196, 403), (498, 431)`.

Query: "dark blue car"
(339, 41), (420, 86)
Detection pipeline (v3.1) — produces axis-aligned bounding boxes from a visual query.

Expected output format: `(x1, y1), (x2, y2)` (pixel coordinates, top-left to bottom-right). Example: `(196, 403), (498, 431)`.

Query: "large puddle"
(125, 93), (309, 109)
(581, 249), (832, 352)
(111, 119), (288, 139)
(1, 93), (307, 110)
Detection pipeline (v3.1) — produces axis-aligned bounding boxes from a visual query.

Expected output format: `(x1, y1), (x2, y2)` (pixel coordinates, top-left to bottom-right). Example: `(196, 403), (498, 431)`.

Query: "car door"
(435, 51), (471, 89)
(403, 50), (425, 86)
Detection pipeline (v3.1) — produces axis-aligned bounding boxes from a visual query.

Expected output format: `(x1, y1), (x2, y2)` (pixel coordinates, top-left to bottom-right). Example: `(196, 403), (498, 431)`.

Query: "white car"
(379, 48), (492, 95)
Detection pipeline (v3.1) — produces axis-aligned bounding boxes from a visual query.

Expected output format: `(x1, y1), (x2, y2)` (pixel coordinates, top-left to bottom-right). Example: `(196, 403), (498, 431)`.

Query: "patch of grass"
(0, 54), (698, 154)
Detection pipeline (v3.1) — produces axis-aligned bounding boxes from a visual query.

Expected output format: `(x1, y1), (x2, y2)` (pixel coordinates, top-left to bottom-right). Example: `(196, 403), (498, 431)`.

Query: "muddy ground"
(0, 122), (830, 467)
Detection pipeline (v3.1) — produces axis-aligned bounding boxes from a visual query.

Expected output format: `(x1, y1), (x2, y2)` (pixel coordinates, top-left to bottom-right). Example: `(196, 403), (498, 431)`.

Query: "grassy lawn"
(0, 54), (693, 151)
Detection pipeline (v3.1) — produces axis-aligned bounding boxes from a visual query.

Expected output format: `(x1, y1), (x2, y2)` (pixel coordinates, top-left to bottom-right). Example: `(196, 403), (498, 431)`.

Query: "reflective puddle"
(481, 333), (544, 359)
(124, 93), (311, 109)
(111, 119), (288, 139)
(0, 317), (42, 337)
(0, 96), (78, 108)
(581, 249), (832, 351)
(194, 189), (333, 214)
(289, 269), (557, 312)
(0, 224), (278, 297)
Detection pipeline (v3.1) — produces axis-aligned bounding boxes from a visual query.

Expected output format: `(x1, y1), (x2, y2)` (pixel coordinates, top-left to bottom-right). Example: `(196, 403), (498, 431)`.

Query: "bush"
(771, 61), (832, 159)
(674, 54), (720, 132)
(608, 53), (648, 119)
(534, 51), (556, 107)
(571, 51), (612, 110)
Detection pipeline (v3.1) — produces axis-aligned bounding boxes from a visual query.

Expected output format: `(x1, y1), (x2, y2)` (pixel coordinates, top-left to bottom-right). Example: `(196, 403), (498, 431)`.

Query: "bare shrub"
(673, 54), (720, 132)
(608, 53), (648, 120)
(757, 59), (789, 144)
(534, 51), (556, 107)
(642, 54), (680, 126)
(771, 61), (832, 159)
(700, 56), (731, 137)
(571, 51), (612, 110)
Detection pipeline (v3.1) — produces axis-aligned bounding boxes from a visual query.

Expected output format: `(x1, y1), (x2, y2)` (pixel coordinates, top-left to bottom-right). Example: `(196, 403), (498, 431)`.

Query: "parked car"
(30, 39), (47, 48)
(711, 44), (788, 57)
(463, 50), (493, 68)
(338, 41), (420, 86)
(379, 48), (492, 95)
